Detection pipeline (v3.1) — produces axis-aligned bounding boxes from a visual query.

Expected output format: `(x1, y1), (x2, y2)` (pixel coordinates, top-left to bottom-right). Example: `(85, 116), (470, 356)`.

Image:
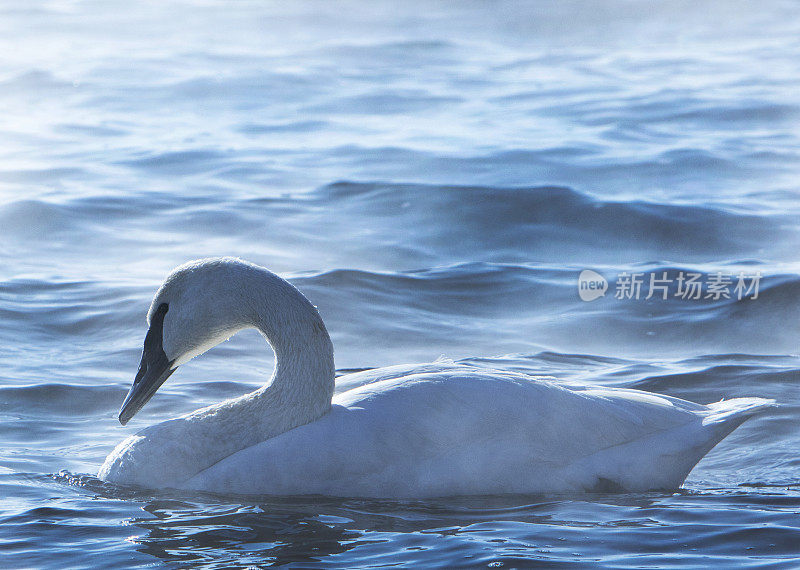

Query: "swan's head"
(119, 258), (257, 425)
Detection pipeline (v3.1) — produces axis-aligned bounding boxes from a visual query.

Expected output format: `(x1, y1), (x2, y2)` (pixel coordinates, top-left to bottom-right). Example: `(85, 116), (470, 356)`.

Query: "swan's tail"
(703, 398), (778, 425)
(627, 397), (777, 491)
(581, 397), (776, 493)
(703, 397), (777, 427)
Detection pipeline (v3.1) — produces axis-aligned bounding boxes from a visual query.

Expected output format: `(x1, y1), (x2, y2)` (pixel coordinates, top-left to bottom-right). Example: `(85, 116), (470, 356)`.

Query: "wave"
(1, 259), (798, 373)
(0, 383), (123, 416)
(312, 181), (790, 260)
(293, 260), (800, 363)
(2, 183), (795, 273)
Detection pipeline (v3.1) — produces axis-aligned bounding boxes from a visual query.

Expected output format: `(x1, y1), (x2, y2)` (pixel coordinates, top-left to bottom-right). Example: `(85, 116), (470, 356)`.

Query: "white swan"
(99, 258), (774, 497)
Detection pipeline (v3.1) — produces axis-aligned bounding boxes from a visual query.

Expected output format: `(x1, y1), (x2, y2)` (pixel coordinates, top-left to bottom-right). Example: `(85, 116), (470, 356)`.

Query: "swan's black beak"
(119, 303), (176, 425)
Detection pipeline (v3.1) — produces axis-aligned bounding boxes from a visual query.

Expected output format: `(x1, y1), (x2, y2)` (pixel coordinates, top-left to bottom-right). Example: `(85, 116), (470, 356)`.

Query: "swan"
(99, 257), (774, 497)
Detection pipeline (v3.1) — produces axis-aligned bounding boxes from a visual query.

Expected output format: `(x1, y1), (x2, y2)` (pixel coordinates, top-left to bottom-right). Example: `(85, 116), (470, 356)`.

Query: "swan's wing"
(186, 371), (773, 497)
(334, 361), (466, 394)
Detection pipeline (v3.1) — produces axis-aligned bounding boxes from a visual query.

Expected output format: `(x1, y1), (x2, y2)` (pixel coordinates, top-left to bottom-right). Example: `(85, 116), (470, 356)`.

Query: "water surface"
(1, 1), (799, 567)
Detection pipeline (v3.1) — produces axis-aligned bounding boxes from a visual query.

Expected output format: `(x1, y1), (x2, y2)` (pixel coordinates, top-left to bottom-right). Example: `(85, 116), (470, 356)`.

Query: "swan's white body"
(99, 258), (774, 497)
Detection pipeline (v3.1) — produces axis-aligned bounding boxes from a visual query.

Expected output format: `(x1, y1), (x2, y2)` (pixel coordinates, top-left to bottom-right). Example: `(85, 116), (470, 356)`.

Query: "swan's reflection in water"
(57, 473), (800, 568)
(135, 499), (358, 566)
(127, 492), (669, 567)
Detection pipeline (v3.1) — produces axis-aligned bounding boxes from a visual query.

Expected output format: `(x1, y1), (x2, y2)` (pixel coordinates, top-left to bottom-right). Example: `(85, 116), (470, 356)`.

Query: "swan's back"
(185, 365), (773, 497)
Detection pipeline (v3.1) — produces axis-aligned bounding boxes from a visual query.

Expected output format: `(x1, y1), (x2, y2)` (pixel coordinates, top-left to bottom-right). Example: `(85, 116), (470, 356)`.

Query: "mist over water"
(1, 1), (799, 567)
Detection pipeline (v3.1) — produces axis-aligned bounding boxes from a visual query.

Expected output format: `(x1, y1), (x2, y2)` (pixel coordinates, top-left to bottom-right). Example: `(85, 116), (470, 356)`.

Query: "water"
(1, 0), (799, 567)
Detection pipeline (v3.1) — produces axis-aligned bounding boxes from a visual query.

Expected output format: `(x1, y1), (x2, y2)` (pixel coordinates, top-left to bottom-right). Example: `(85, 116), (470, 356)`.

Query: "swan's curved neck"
(252, 277), (335, 419)
(253, 281), (335, 414)
(182, 268), (335, 478)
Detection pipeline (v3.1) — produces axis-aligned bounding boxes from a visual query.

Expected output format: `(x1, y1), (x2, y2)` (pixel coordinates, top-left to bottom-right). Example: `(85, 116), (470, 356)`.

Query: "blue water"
(2, 1), (800, 567)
